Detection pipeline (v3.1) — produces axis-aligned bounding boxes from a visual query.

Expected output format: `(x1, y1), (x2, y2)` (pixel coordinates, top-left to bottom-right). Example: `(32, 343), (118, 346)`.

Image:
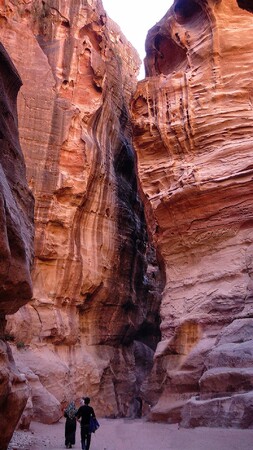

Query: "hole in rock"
(174, 0), (202, 23)
(122, 300), (136, 312)
(114, 143), (135, 183)
(135, 322), (161, 350)
(153, 33), (187, 75)
(92, 79), (102, 93)
(132, 95), (148, 117)
(79, 25), (102, 52)
(61, 20), (70, 28)
(237, 0), (253, 13)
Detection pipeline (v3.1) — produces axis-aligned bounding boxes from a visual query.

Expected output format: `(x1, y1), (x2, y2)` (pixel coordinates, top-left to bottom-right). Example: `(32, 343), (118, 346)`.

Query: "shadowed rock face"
(132, 0), (253, 427)
(0, 0), (163, 423)
(0, 44), (34, 450)
(0, 45), (33, 315)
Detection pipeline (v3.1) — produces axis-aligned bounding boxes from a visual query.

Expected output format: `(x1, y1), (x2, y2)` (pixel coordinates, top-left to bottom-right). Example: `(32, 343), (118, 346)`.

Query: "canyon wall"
(0, 44), (34, 450)
(132, 0), (253, 427)
(0, 0), (163, 429)
(2, 0), (252, 436)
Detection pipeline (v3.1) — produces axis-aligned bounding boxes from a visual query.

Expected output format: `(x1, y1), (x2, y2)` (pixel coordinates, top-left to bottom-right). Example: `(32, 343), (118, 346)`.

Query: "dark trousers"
(65, 417), (76, 446)
(81, 424), (91, 450)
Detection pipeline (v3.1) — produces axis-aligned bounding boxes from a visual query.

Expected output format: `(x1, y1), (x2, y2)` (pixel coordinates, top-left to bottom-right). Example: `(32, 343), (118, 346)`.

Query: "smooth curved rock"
(0, 43), (33, 315)
(0, 340), (30, 450)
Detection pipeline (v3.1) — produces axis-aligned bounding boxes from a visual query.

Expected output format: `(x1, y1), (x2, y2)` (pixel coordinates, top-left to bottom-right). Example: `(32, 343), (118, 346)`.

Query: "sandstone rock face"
(0, 340), (29, 450)
(132, 0), (253, 427)
(0, 44), (34, 450)
(0, 44), (33, 316)
(0, 0), (163, 425)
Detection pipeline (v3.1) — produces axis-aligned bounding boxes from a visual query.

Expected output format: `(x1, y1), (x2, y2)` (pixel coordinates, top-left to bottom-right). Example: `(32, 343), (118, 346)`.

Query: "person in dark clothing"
(75, 396), (96, 450)
(64, 401), (77, 448)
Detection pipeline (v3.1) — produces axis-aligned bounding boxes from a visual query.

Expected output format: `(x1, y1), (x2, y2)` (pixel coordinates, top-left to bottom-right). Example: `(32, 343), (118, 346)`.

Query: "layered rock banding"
(0, 0), (163, 431)
(0, 44), (34, 450)
(132, 0), (253, 427)
(1, 0), (252, 439)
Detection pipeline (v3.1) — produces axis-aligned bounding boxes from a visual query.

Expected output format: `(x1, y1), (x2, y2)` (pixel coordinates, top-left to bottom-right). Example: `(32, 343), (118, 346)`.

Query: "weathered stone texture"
(0, 44), (34, 450)
(132, 0), (253, 427)
(0, 44), (33, 315)
(0, 0), (163, 426)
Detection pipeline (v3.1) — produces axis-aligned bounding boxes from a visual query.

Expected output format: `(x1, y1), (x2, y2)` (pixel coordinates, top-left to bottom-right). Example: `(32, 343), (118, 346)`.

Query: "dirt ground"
(7, 418), (253, 450)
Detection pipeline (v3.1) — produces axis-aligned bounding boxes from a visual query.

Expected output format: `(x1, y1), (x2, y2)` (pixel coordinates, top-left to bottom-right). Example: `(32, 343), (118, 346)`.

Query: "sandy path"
(8, 418), (253, 450)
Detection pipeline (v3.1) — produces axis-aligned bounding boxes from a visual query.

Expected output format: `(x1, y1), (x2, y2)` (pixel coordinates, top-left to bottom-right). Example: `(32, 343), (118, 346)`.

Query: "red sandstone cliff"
(2, 0), (252, 437)
(0, 0), (163, 427)
(0, 44), (34, 450)
(132, 0), (253, 428)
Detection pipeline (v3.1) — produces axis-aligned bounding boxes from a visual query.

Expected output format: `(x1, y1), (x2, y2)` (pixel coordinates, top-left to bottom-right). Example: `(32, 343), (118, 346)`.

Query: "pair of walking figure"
(64, 396), (98, 449)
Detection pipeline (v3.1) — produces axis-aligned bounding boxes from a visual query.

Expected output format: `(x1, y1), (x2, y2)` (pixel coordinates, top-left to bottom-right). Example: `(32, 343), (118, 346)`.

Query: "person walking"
(75, 396), (96, 450)
(64, 400), (78, 449)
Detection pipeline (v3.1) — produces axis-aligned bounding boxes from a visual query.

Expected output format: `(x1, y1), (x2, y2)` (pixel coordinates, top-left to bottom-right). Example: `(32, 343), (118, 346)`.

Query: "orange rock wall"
(132, 0), (253, 427)
(2, 0), (252, 433)
(0, 0), (163, 424)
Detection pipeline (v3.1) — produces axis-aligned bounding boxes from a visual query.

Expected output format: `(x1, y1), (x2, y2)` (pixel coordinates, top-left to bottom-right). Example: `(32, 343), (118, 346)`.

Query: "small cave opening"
(237, 0), (253, 13)
(61, 20), (70, 28)
(114, 142), (136, 184)
(135, 321), (161, 351)
(174, 0), (202, 24)
(153, 33), (187, 75)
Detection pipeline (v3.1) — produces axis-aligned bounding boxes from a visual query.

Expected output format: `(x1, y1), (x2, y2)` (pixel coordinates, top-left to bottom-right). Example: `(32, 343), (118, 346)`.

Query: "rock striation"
(0, 44), (34, 450)
(0, 0), (163, 428)
(132, 0), (253, 428)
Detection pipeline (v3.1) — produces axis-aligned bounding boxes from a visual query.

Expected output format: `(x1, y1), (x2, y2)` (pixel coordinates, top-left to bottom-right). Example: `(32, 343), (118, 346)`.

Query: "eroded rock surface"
(0, 44), (34, 450)
(132, 0), (253, 427)
(0, 44), (33, 316)
(0, 0), (163, 425)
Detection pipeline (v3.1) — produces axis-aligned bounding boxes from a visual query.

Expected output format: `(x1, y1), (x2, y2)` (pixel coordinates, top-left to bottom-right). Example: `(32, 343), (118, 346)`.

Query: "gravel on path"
(7, 418), (253, 450)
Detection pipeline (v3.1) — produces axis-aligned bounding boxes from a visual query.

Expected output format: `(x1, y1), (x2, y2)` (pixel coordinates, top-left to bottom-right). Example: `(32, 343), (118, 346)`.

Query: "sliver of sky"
(102, 0), (173, 79)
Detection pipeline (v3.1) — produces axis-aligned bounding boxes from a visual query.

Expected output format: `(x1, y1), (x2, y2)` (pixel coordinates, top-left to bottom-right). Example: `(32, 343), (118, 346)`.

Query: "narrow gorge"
(0, 0), (253, 449)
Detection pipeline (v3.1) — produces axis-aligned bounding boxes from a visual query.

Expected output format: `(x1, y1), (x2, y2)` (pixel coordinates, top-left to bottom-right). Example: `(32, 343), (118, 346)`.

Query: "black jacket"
(76, 405), (95, 426)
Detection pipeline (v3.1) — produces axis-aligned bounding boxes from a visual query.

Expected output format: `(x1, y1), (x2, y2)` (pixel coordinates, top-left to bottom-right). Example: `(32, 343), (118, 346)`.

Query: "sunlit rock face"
(0, 44), (34, 450)
(132, 0), (253, 427)
(0, 0), (163, 423)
